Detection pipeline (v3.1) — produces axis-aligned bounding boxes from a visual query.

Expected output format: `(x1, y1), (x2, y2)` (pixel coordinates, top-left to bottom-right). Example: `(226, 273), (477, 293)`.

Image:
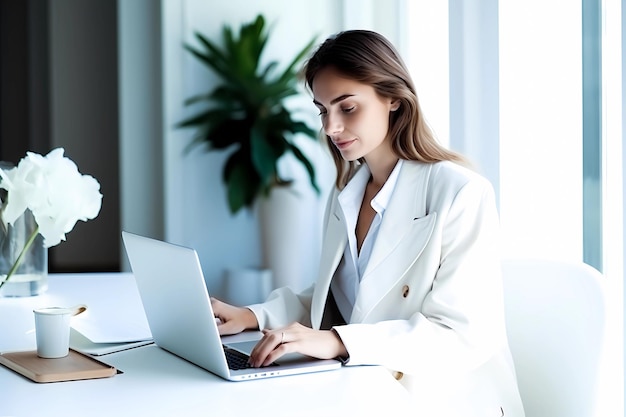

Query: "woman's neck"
(364, 150), (398, 188)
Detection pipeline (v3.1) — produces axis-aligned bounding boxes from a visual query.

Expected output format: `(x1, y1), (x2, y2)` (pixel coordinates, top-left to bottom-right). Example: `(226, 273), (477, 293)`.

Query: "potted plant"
(177, 14), (320, 214)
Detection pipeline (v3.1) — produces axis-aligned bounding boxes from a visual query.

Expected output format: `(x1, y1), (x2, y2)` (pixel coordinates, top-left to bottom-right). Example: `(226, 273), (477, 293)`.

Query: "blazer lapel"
(310, 195), (348, 329)
(351, 162), (435, 322)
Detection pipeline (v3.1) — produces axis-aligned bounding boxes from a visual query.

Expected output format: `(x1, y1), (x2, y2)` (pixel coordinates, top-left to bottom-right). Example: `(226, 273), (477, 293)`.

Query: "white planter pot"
(258, 185), (314, 291)
(224, 268), (272, 307)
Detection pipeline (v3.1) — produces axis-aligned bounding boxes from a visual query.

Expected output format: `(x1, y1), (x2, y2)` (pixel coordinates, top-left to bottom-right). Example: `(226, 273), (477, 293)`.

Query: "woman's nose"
(323, 113), (343, 136)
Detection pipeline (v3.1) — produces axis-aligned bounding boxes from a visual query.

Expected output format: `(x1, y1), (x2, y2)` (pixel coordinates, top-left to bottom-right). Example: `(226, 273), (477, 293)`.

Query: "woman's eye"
(342, 106), (355, 113)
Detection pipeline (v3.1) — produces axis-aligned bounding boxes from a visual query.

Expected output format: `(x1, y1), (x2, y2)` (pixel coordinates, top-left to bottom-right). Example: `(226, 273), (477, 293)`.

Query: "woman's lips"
(333, 139), (356, 150)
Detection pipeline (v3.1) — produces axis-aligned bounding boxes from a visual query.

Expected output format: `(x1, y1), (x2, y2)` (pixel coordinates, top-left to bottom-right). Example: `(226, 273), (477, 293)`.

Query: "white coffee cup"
(33, 305), (87, 358)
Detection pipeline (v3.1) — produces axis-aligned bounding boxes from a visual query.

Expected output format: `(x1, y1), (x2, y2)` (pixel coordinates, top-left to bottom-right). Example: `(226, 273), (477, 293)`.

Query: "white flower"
(0, 148), (103, 247)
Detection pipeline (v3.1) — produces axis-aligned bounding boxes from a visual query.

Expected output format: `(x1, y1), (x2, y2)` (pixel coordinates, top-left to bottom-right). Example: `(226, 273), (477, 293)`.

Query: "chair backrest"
(501, 259), (606, 417)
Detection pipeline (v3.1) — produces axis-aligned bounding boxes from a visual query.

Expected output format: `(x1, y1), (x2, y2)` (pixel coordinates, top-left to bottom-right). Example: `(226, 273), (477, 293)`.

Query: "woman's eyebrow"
(313, 94), (355, 107)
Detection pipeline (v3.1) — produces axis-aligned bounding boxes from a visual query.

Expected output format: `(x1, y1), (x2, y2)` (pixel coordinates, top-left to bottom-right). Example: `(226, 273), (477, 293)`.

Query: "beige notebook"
(0, 349), (117, 383)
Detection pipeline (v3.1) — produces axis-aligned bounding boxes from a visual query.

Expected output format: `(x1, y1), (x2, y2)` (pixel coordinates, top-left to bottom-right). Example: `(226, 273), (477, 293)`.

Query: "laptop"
(121, 231), (341, 381)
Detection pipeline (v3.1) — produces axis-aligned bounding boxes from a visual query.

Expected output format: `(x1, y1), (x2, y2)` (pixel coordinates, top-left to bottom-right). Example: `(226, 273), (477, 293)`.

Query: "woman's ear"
(390, 99), (400, 112)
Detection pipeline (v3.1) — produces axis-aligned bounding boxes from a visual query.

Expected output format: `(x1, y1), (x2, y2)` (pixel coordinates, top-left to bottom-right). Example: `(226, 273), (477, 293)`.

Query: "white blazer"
(249, 161), (525, 417)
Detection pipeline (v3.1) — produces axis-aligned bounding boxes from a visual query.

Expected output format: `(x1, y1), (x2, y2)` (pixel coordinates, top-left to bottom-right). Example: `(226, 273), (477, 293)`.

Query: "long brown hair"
(304, 30), (466, 188)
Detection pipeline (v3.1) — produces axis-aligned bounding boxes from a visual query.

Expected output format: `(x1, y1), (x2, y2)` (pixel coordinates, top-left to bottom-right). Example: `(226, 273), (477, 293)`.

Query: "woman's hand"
(248, 322), (348, 368)
(210, 297), (259, 335)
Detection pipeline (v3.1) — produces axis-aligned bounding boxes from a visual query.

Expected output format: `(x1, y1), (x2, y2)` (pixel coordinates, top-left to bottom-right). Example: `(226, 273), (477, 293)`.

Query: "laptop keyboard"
(223, 346), (278, 370)
(224, 347), (253, 370)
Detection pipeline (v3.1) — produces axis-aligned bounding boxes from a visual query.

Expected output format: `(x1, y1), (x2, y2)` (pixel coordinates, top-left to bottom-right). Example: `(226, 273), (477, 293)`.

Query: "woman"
(212, 30), (524, 417)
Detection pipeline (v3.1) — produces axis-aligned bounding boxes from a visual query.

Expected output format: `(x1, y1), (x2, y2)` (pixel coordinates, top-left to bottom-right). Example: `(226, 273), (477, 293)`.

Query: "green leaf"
(288, 120), (318, 139)
(250, 124), (279, 187)
(224, 151), (260, 213)
(278, 36), (318, 84)
(289, 144), (319, 194)
(184, 41), (229, 80)
(183, 93), (213, 106)
(195, 32), (227, 65)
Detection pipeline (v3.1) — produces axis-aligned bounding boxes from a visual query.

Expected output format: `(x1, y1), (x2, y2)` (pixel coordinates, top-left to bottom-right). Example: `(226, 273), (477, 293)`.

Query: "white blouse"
(331, 159), (403, 322)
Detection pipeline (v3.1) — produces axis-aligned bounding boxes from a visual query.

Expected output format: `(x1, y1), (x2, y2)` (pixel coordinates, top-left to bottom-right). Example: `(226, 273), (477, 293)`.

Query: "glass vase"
(0, 208), (48, 297)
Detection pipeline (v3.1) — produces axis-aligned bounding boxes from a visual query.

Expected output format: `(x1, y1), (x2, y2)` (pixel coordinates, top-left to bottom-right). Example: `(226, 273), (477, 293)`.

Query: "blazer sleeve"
(246, 285), (314, 329)
(332, 175), (507, 375)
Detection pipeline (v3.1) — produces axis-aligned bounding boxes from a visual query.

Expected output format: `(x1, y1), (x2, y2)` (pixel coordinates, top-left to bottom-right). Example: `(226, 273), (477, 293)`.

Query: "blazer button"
(402, 285), (410, 298)
(393, 371), (404, 380)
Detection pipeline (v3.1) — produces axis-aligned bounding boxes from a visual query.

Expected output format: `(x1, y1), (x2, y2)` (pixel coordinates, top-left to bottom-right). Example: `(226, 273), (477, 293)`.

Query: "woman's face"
(311, 67), (398, 163)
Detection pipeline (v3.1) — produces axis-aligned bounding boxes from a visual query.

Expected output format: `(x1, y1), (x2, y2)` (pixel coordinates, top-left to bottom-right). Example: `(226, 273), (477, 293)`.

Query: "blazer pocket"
(410, 211), (437, 247)
(384, 212), (438, 277)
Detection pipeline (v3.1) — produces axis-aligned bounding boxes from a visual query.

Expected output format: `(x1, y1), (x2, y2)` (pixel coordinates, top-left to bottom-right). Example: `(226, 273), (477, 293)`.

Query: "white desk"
(0, 273), (411, 416)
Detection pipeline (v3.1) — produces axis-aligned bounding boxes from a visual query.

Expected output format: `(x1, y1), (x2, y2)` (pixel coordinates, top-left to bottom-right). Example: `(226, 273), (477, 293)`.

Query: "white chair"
(501, 258), (607, 417)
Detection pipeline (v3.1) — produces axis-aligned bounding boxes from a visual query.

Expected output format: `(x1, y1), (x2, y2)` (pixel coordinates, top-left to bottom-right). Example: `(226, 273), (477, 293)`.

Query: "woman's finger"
(249, 329), (281, 367)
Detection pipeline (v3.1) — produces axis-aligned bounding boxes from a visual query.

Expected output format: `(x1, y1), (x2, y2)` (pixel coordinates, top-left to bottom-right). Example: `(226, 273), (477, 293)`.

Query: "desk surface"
(0, 273), (411, 417)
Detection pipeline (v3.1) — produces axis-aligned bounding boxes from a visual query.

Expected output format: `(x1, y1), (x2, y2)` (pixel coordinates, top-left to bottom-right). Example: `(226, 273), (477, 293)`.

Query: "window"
(403, 0), (623, 270)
